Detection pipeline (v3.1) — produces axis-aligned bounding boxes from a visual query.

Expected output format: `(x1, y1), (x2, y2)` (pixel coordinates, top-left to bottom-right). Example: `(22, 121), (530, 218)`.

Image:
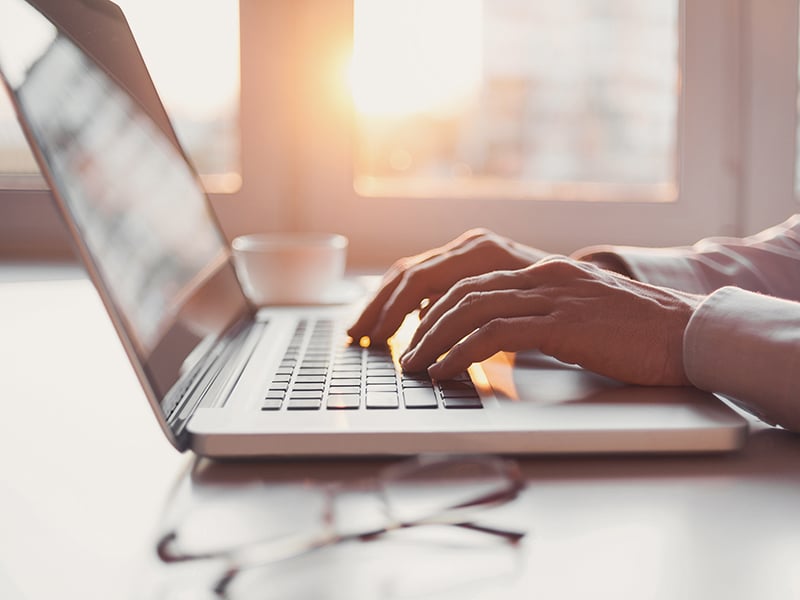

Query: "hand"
(400, 257), (704, 386)
(348, 229), (547, 343)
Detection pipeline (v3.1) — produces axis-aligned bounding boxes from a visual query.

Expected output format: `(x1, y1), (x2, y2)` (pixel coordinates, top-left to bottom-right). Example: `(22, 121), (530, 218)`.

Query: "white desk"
(0, 266), (188, 600)
(2, 266), (800, 600)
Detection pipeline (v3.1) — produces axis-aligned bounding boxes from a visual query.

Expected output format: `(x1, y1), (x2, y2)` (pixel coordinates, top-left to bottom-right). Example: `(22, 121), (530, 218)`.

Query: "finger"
(417, 294), (442, 320)
(369, 235), (518, 341)
(401, 288), (553, 372)
(405, 268), (531, 352)
(348, 252), (434, 339)
(428, 316), (550, 380)
(406, 258), (593, 351)
(347, 267), (405, 340)
(347, 230), (491, 339)
(368, 255), (457, 342)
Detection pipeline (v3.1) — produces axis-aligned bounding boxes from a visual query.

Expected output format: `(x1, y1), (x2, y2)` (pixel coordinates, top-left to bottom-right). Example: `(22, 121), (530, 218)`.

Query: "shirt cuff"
(683, 286), (800, 431)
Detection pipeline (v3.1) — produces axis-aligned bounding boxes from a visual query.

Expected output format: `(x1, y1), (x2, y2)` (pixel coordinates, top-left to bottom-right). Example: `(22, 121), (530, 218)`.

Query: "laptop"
(0, 0), (748, 457)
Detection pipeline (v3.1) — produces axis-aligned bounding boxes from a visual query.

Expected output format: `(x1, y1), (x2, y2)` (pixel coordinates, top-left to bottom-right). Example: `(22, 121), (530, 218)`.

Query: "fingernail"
(427, 363), (442, 380)
(399, 348), (414, 368)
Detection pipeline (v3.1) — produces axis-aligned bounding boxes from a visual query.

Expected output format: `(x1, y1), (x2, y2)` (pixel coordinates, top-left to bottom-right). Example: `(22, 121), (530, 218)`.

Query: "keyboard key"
(334, 355), (362, 365)
(403, 387), (438, 409)
(366, 368), (396, 378)
(287, 398), (322, 410)
(442, 396), (483, 409)
(439, 381), (478, 398)
(330, 378), (361, 387)
(367, 360), (393, 369)
(305, 348), (332, 355)
(261, 398), (283, 410)
(292, 383), (325, 391)
(366, 391), (399, 409)
(401, 378), (434, 388)
(288, 390), (324, 400)
(366, 384), (397, 393)
(367, 376), (396, 385)
(327, 394), (360, 409)
(298, 368), (327, 376)
(295, 375), (326, 384)
(300, 360), (329, 368)
(403, 372), (430, 380)
(328, 385), (360, 395)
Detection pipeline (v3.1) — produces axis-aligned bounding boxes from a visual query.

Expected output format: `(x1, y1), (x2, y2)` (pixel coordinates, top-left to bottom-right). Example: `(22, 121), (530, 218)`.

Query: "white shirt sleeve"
(574, 213), (800, 299)
(684, 287), (800, 432)
(572, 214), (800, 431)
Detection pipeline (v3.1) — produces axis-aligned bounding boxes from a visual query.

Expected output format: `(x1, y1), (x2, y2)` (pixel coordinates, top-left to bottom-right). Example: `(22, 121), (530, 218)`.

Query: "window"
(350, 0), (679, 202)
(0, 92), (36, 177)
(275, 0), (742, 267)
(0, 0), (240, 191)
(0, 0), (240, 259)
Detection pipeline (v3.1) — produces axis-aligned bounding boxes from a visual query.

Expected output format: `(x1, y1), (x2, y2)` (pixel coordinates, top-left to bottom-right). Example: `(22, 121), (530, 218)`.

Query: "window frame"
(740, 0), (800, 234)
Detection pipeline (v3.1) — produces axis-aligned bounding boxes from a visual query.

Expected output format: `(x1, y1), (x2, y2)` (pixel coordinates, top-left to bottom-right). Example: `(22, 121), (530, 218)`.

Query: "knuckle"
(460, 228), (502, 252)
(451, 274), (481, 295)
(472, 235), (502, 253)
(391, 255), (415, 273)
(481, 317), (511, 338)
(537, 257), (579, 278)
(465, 227), (494, 239)
(456, 290), (485, 311)
(383, 257), (412, 284)
(397, 262), (426, 292)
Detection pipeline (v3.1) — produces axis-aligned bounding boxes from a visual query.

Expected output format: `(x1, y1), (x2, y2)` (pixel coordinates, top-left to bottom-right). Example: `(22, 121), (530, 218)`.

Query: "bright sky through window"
(114, 0), (239, 123)
(349, 0), (483, 117)
(349, 1), (679, 200)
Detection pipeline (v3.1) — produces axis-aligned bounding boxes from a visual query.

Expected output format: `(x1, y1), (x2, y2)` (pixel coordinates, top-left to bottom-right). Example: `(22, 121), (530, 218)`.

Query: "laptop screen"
(0, 0), (251, 413)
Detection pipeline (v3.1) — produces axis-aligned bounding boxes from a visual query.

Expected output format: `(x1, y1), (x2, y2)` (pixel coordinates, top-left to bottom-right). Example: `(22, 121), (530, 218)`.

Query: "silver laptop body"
(0, 0), (748, 457)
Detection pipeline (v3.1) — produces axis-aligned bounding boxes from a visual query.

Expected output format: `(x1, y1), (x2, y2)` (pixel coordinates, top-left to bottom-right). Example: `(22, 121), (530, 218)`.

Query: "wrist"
(583, 252), (633, 278)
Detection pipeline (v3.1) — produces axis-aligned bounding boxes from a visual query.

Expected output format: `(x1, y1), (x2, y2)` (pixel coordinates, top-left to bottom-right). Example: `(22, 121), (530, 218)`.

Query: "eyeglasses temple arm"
(453, 521), (526, 543)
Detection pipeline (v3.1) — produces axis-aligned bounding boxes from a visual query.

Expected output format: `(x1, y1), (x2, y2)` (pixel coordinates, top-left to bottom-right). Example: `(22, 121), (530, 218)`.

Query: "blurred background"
(1, 0), (798, 267)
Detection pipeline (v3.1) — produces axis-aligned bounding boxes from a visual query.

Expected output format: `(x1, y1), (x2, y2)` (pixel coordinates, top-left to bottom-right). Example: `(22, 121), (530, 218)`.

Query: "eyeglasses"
(156, 454), (526, 597)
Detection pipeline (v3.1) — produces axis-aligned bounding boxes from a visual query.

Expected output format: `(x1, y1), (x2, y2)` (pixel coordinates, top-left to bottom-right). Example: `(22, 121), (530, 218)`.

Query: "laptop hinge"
(164, 317), (263, 446)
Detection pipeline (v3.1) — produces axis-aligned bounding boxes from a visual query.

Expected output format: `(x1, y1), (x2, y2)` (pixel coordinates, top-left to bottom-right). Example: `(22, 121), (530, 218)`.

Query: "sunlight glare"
(349, 0), (483, 117)
(115, 0), (239, 121)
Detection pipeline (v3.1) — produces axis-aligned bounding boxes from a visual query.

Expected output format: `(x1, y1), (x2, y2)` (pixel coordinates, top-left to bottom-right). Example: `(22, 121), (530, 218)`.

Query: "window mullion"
(740, 0), (799, 235)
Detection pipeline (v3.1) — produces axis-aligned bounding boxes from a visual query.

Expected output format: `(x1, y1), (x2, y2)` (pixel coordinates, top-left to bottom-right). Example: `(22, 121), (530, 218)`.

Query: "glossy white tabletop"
(2, 267), (799, 600)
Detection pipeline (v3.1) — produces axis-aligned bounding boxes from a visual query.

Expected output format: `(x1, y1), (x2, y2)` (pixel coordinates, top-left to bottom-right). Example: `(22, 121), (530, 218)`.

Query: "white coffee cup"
(231, 232), (348, 305)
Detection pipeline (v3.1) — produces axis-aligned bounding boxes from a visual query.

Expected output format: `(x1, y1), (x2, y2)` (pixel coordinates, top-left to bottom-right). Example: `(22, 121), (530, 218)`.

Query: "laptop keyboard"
(261, 318), (482, 411)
